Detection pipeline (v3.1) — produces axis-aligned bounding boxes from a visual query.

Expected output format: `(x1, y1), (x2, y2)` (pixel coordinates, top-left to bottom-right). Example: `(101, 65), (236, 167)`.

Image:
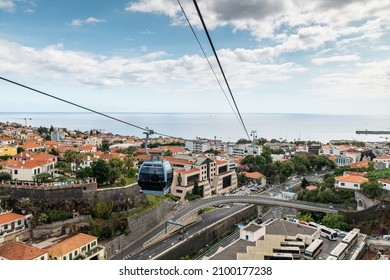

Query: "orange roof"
(163, 146), (186, 153)
(379, 179), (390, 184)
(12, 159), (49, 169)
(243, 172), (264, 179)
(215, 159), (228, 166)
(306, 185), (318, 190)
(58, 146), (78, 153)
(22, 139), (42, 148)
(0, 212), (25, 225)
(0, 158), (19, 167)
(135, 154), (150, 161)
(45, 233), (97, 257)
(44, 140), (59, 145)
(0, 241), (47, 260)
(163, 156), (194, 165)
(327, 155), (337, 160)
(375, 154), (390, 160)
(335, 174), (369, 184)
(175, 168), (200, 175)
(350, 160), (370, 168)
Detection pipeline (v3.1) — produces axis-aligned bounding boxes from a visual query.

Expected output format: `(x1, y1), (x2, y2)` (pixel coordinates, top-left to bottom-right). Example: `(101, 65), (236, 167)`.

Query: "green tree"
(91, 159), (111, 184)
(99, 139), (110, 152)
(318, 188), (339, 204)
(35, 172), (52, 183)
(299, 213), (314, 222)
(322, 213), (347, 230)
(56, 161), (71, 174)
(0, 172), (11, 181)
(361, 181), (382, 198)
(76, 167), (93, 179)
(108, 158), (124, 184)
(301, 177), (309, 188)
(236, 138), (252, 144)
(323, 174), (336, 188)
(63, 150), (83, 173)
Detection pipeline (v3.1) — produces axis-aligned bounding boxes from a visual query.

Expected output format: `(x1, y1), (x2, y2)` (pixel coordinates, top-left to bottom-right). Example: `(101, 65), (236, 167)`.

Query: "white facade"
(373, 154), (390, 168)
(240, 223), (265, 242)
(335, 175), (369, 190)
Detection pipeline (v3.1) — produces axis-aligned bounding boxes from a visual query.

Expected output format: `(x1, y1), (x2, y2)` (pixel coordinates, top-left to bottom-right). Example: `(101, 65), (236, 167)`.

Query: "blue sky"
(0, 0), (389, 115)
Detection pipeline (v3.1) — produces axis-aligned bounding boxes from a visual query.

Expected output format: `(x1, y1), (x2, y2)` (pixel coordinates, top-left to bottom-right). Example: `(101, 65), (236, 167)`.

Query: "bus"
(280, 241), (306, 254)
(319, 226), (337, 241)
(304, 239), (323, 260)
(273, 247), (301, 259)
(329, 242), (349, 260)
(342, 228), (359, 247)
(264, 253), (294, 260)
(308, 222), (320, 228)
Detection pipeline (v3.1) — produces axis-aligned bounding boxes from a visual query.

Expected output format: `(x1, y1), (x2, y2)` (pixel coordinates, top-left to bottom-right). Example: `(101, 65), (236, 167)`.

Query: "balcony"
(75, 245), (105, 260)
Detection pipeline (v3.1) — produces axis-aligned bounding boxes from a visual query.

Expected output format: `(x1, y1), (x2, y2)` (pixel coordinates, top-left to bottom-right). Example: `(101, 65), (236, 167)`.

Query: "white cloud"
(0, 38), (305, 91)
(71, 17), (106, 27)
(312, 54), (361, 65)
(311, 60), (390, 98)
(0, 0), (15, 11)
(126, 0), (390, 57)
(125, 0), (179, 17)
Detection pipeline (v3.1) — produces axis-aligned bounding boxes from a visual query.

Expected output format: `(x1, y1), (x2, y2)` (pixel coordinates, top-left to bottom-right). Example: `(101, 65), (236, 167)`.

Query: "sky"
(0, 0), (389, 115)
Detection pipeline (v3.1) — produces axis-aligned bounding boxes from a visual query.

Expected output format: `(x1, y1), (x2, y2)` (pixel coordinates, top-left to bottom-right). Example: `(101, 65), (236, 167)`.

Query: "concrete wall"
(340, 200), (390, 224)
(32, 215), (90, 240)
(156, 205), (258, 260)
(0, 182), (146, 210)
(104, 199), (176, 259)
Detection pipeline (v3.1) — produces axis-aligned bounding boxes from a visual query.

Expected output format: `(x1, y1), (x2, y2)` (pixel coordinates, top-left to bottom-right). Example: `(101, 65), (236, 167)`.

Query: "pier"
(356, 130), (390, 135)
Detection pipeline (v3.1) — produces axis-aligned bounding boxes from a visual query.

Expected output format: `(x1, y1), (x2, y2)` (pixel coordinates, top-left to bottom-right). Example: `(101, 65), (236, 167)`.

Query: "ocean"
(1, 112), (389, 144)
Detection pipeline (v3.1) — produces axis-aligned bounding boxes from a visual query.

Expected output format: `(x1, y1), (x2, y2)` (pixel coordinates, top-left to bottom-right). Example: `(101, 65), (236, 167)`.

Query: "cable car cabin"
(138, 160), (173, 195)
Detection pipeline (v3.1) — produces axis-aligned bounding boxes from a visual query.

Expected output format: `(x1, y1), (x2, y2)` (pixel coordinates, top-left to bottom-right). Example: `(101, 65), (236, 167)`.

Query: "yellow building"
(0, 145), (17, 157)
(44, 233), (105, 260)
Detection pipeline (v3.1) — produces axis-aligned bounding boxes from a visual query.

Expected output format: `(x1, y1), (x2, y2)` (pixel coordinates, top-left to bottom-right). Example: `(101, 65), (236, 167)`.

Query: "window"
(14, 170), (18, 175)
(354, 184), (358, 188)
(4, 225), (8, 230)
(17, 220), (22, 225)
(341, 182), (345, 186)
(82, 246), (86, 252)
(63, 256), (66, 260)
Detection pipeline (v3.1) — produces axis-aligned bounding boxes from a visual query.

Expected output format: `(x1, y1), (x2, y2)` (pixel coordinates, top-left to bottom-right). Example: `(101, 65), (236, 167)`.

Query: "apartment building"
(168, 155), (237, 200)
(43, 233), (105, 260)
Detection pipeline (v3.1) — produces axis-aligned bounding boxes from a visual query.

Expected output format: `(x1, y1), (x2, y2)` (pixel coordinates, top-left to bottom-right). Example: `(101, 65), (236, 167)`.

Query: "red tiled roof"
(175, 168), (200, 175)
(44, 233), (97, 257)
(350, 160), (370, 168)
(0, 212), (25, 225)
(243, 172), (264, 179)
(0, 241), (47, 260)
(335, 174), (369, 184)
(375, 154), (390, 160)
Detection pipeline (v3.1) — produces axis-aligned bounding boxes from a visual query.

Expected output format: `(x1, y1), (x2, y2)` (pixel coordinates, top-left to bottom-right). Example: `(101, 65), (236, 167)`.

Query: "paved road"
(113, 204), (248, 260)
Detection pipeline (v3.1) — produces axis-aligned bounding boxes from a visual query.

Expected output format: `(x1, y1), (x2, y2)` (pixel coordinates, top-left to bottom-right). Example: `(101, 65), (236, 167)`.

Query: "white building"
(373, 154), (390, 169)
(335, 174), (369, 190)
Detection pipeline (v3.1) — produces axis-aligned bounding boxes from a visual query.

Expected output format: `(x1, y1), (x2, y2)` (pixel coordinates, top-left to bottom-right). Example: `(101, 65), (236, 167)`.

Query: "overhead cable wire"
(192, 0), (251, 141)
(0, 76), (176, 138)
(176, 0), (241, 126)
